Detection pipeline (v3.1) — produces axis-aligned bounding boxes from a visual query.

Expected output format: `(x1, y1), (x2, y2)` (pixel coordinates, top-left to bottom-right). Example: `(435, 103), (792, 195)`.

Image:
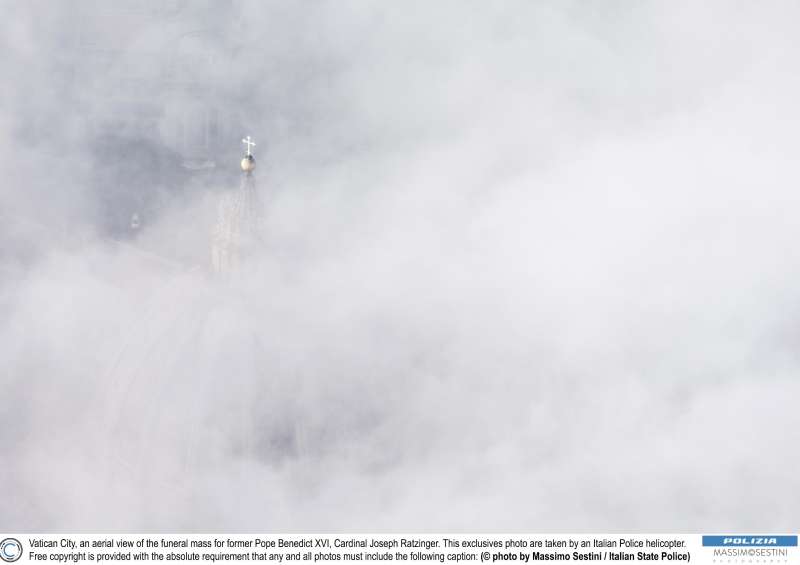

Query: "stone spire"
(211, 136), (261, 274)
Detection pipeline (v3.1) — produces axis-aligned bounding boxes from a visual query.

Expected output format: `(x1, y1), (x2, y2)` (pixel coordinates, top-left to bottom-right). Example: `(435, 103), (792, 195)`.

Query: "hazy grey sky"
(1, 1), (799, 530)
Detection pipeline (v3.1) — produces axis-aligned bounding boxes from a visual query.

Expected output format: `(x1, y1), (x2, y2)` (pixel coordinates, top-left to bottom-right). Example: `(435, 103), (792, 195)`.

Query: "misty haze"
(1, 1), (799, 530)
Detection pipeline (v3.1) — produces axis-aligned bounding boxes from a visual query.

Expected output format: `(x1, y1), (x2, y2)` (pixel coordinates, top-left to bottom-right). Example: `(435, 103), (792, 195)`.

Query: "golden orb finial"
(241, 154), (256, 172)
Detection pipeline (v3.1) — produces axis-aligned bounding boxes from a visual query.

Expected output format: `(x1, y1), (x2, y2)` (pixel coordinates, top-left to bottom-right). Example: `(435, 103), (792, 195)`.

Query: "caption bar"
(1, 534), (797, 564)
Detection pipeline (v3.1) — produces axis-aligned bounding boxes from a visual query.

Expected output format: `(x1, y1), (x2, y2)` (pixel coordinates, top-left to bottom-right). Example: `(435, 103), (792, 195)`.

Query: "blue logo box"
(702, 536), (798, 547)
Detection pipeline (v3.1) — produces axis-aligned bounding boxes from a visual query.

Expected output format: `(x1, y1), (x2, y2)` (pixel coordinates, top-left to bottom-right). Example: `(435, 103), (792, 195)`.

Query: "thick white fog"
(2, 1), (799, 530)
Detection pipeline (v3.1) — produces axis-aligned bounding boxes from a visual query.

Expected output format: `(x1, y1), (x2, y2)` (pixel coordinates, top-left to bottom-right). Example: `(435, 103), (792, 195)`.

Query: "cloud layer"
(1, 0), (799, 530)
